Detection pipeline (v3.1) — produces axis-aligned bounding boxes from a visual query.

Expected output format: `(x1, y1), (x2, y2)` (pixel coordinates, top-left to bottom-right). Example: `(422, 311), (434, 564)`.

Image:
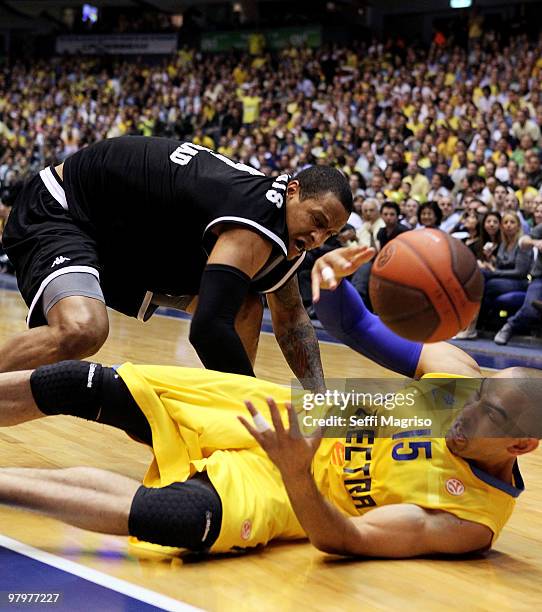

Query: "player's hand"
(311, 245), (375, 302)
(239, 398), (321, 478)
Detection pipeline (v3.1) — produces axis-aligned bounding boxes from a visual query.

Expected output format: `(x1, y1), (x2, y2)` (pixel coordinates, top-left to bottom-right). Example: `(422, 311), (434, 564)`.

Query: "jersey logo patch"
(51, 256), (71, 268)
(331, 441), (345, 466)
(446, 478), (465, 496)
(240, 519), (252, 541)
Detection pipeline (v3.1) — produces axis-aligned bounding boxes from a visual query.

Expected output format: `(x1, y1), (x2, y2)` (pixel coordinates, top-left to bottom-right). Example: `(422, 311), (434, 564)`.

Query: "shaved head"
(487, 367), (542, 438)
(446, 368), (542, 463)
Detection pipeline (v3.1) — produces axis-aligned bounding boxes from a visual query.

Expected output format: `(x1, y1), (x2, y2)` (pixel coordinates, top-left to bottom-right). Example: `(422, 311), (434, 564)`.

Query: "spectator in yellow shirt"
(192, 128), (215, 150)
(515, 171), (538, 207)
(403, 161), (430, 202)
(240, 87), (262, 126)
(248, 32), (265, 56)
(232, 64), (248, 86)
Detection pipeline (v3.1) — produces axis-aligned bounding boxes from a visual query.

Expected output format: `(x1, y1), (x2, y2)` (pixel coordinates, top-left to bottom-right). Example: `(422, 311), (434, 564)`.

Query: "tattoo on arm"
(276, 322), (325, 392)
(270, 277), (325, 392)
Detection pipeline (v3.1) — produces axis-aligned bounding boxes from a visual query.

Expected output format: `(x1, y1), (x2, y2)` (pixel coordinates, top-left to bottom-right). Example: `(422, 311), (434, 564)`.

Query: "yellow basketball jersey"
(313, 375), (524, 542)
(117, 365), (524, 549)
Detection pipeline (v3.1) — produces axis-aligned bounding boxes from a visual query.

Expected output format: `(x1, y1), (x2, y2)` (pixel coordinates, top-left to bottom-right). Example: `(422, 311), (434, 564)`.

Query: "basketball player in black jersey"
(0, 137), (351, 389)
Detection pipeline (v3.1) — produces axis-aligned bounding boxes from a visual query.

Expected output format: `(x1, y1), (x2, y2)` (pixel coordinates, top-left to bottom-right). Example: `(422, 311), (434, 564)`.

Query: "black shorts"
(2, 168), (103, 328)
(3, 168), (151, 327)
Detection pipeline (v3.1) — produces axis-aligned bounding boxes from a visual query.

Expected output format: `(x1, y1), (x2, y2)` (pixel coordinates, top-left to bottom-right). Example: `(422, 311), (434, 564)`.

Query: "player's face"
(285, 182), (349, 259)
(446, 376), (538, 463)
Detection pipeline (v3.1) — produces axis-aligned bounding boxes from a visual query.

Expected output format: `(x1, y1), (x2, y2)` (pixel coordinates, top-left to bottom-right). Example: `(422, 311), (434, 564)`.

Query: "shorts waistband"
(39, 167), (68, 211)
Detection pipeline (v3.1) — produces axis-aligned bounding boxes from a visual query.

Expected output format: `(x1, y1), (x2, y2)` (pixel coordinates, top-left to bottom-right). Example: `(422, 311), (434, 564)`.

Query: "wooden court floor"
(0, 287), (541, 611)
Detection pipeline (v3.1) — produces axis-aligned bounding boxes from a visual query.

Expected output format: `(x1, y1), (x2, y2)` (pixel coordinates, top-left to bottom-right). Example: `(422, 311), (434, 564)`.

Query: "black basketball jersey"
(62, 137), (304, 310)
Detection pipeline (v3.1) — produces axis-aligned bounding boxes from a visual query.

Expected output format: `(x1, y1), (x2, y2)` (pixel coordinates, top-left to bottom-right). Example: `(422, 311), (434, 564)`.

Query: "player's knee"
(54, 313), (109, 359)
(30, 360), (106, 418)
(128, 479), (222, 551)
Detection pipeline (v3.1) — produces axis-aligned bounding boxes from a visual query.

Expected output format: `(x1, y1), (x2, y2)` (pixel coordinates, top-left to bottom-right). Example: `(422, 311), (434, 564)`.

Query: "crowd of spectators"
(1, 26), (542, 344)
(304, 190), (541, 346)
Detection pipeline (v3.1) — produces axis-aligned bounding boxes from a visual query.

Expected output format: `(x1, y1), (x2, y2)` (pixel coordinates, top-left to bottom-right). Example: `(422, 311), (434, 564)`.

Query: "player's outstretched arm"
(312, 247), (423, 378)
(267, 276), (326, 393)
(311, 245), (375, 303)
(344, 505), (492, 558)
(311, 247), (481, 378)
(239, 399), (492, 558)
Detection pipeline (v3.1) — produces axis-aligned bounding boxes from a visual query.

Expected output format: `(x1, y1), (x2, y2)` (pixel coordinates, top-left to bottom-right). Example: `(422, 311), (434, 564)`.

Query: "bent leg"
(0, 370), (45, 426)
(0, 360), (152, 446)
(0, 466), (138, 495)
(0, 467), (222, 549)
(27, 361), (152, 444)
(0, 296), (109, 373)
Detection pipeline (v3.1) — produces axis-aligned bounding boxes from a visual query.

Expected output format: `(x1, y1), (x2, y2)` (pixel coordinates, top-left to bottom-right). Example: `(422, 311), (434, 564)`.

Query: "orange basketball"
(369, 229), (483, 342)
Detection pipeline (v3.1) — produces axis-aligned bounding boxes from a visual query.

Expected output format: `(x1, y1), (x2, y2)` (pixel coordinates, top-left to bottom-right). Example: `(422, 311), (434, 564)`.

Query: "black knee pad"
(128, 478), (223, 551)
(29, 360), (152, 444)
(30, 360), (104, 419)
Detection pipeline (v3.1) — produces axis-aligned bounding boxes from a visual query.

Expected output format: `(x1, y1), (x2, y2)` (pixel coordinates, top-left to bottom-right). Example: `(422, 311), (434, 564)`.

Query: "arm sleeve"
(314, 280), (422, 378)
(189, 264), (255, 377)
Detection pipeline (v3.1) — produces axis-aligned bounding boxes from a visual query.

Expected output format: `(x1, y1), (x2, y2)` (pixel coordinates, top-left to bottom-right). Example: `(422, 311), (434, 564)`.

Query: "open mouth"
(294, 239), (306, 254)
(449, 421), (467, 445)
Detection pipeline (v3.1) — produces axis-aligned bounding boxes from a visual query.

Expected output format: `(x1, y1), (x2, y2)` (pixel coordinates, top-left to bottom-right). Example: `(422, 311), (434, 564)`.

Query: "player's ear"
(286, 180), (300, 197)
(507, 438), (539, 456)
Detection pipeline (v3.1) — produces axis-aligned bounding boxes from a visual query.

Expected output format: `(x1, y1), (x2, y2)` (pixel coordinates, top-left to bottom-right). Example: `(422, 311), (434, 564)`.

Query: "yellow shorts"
(117, 363), (305, 552)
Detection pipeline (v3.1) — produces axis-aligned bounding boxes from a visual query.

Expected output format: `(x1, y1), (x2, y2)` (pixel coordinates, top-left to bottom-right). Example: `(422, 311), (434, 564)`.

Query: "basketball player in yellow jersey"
(0, 351), (540, 557)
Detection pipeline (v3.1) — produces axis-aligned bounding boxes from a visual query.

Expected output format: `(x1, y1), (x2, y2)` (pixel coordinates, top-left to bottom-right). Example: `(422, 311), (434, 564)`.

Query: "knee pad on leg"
(128, 478), (223, 551)
(30, 360), (104, 419)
